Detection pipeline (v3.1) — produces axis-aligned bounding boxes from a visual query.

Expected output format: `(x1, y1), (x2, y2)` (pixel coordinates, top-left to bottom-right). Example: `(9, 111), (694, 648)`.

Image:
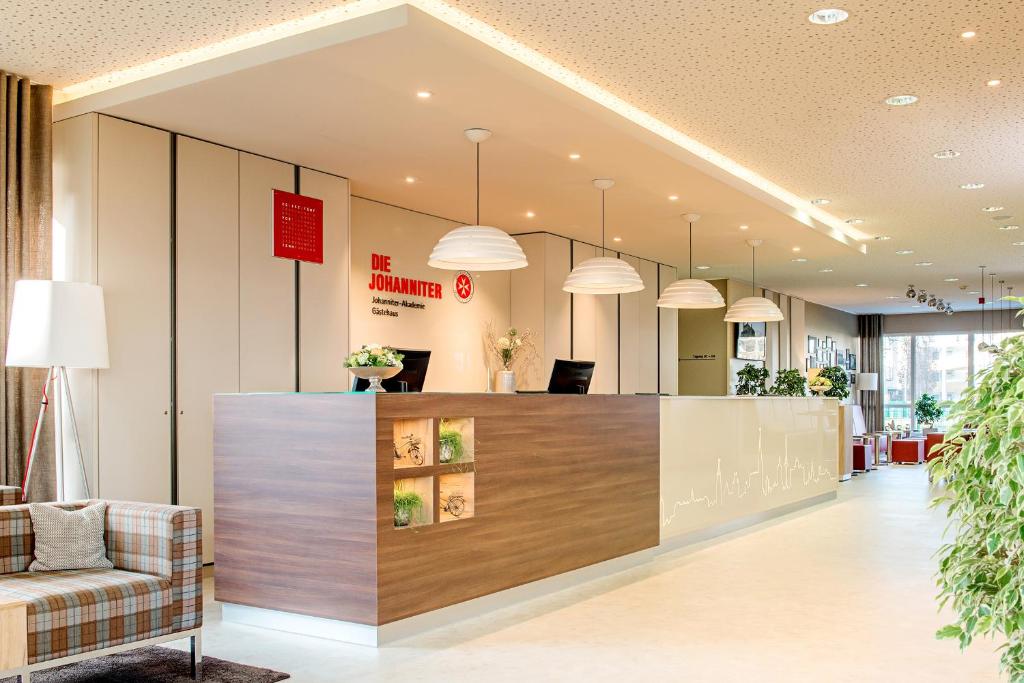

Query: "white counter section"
(660, 396), (838, 545)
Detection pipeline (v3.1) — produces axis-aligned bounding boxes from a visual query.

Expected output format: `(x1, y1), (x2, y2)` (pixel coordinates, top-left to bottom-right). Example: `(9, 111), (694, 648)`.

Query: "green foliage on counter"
(769, 369), (807, 397)
(736, 363), (769, 396)
(439, 423), (465, 463)
(930, 301), (1024, 680)
(915, 393), (943, 426)
(816, 365), (850, 400)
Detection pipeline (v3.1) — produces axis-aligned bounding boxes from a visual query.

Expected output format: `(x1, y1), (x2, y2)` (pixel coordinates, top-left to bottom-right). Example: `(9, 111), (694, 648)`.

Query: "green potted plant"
(817, 366), (850, 400)
(394, 490), (423, 527)
(736, 363), (769, 396)
(914, 393), (943, 433)
(769, 369), (807, 397)
(930, 305), (1024, 679)
(439, 422), (464, 464)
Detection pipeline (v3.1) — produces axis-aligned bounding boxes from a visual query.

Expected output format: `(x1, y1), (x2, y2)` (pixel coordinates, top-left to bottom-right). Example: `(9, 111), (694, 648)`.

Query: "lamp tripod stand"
(22, 366), (91, 502)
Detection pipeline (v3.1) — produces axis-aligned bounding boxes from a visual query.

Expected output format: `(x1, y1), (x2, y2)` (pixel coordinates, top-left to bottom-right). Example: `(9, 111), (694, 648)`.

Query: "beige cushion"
(28, 502), (114, 572)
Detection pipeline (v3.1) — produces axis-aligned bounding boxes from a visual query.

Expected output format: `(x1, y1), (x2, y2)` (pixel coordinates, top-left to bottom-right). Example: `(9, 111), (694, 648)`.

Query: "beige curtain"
(858, 314), (884, 434)
(0, 71), (54, 501)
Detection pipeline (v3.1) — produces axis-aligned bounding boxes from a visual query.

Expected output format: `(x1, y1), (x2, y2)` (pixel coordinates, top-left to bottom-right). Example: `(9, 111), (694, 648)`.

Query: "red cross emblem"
(454, 271), (474, 303)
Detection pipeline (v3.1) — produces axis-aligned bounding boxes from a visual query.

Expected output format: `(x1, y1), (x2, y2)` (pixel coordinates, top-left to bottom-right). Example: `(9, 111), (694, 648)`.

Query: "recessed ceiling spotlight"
(969, 290), (981, 294)
(792, 246), (801, 252)
(808, 8), (849, 25)
(819, 268), (834, 273)
(695, 265), (711, 270)
(416, 90), (432, 99)
(525, 211), (536, 218)
(1012, 242), (1024, 246)
(739, 224), (749, 231)
(884, 94), (918, 106)
(982, 206), (1005, 212)
(856, 283), (869, 287)
(896, 249), (914, 255)
(404, 176), (417, 183)
(1000, 225), (1021, 231)
(874, 235), (892, 241)
(961, 31), (976, 39)
(987, 79), (1002, 87)
(933, 149), (960, 159)
(846, 218), (864, 224)
(810, 198), (831, 205)
(668, 195), (679, 201)
(568, 153), (581, 160)
(612, 236), (622, 242)
(911, 304), (922, 308)
(886, 295), (901, 299)
(792, 258), (808, 263)
(944, 277), (960, 282)
(915, 261), (934, 266)
(960, 182), (985, 190)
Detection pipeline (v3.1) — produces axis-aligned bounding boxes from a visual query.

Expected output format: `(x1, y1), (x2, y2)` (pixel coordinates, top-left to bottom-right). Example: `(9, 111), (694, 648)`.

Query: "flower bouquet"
(808, 375), (833, 395)
(345, 344), (404, 392)
(484, 324), (537, 393)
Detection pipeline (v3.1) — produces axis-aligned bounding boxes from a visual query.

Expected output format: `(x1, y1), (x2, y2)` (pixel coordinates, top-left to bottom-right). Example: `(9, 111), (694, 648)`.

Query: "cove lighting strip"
(56, 0), (865, 245)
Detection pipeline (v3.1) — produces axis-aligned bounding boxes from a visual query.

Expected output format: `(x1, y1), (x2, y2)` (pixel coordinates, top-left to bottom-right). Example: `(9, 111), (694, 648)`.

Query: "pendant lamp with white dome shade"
(562, 179), (644, 294)
(428, 128), (528, 271)
(657, 213), (726, 309)
(724, 240), (785, 322)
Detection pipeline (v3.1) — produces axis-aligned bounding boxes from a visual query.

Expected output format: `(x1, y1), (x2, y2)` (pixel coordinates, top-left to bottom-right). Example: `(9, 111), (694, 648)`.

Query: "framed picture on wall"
(808, 336), (818, 354)
(837, 350), (846, 368)
(849, 353), (857, 371)
(824, 336), (833, 350)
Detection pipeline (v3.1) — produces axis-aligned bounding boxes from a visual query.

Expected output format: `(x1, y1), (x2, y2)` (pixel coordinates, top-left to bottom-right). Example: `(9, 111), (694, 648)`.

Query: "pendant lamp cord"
(601, 189), (606, 256)
(751, 245), (756, 295)
(688, 220), (693, 279)
(475, 142), (480, 225)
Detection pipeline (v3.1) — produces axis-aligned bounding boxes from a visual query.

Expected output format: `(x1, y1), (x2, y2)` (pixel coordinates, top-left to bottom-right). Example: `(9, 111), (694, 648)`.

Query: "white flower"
(498, 337), (512, 350)
(513, 338), (523, 347)
(357, 352), (369, 365)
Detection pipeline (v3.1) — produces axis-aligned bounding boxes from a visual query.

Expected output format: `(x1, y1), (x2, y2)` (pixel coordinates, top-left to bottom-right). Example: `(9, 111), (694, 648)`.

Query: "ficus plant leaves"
(929, 306), (1024, 681)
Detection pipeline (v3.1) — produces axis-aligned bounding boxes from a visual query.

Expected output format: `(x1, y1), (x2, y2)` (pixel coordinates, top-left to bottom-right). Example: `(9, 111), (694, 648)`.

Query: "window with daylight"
(882, 329), (1022, 431)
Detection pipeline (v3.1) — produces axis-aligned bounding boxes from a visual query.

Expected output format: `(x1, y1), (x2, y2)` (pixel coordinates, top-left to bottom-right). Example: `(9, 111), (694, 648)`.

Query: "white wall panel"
(790, 297), (806, 371)
(239, 152), (295, 392)
(53, 114), (100, 500)
(298, 168), (350, 391)
(542, 234), (572, 371)
(637, 259), (659, 393)
(176, 136), (239, 562)
(778, 294), (791, 371)
(618, 254), (641, 394)
(659, 265), (680, 395)
(571, 242), (618, 394)
(96, 116), (171, 503)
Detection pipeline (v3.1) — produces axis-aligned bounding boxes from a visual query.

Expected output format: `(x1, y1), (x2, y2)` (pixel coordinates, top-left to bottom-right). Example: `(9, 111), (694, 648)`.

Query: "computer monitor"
(351, 349), (431, 392)
(547, 359), (595, 394)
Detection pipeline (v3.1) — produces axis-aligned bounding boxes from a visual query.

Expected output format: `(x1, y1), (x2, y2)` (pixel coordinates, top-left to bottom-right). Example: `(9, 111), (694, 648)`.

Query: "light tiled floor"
(186, 466), (1001, 682)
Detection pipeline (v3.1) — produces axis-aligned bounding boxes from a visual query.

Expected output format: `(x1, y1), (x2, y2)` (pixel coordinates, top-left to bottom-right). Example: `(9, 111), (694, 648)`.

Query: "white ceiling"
(7, 0), (1023, 313)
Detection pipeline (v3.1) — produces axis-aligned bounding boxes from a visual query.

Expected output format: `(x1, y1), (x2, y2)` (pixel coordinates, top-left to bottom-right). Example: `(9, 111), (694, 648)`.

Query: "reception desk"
(213, 392), (836, 644)
(213, 392), (660, 643)
(659, 396), (838, 546)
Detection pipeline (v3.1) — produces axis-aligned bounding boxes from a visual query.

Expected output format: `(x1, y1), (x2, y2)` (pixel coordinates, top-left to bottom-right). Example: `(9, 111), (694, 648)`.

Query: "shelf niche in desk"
(439, 472), (475, 523)
(394, 475), (433, 528)
(439, 417), (474, 464)
(393, 418), (434, 469)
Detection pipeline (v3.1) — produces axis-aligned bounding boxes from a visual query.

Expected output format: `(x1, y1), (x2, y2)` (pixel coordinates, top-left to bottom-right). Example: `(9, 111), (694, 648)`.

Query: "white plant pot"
(496, 370), (516, 393)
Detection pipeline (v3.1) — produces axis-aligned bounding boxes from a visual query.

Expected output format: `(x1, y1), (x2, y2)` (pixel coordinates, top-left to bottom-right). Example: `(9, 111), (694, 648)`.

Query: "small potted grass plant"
(439, 421), (465, 464)
(394, 490), (423, 527)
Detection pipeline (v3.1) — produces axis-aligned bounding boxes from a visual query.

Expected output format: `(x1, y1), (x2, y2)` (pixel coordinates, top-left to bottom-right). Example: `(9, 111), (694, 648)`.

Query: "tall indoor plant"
(915, 393), (943, 432)
(930, 304), (1024, 679)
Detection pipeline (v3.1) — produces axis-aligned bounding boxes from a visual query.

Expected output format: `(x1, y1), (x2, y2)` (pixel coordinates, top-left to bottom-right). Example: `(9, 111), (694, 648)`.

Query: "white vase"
(496, 370), (516, 393)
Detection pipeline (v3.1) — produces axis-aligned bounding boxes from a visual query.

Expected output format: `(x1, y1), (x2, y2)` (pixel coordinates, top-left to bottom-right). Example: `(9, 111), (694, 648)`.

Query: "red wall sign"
(273, 189), (324, 264)
(453, 271), (474, 303)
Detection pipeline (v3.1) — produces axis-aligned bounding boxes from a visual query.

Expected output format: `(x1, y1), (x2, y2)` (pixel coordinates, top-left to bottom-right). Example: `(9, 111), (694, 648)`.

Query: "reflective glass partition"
(883, 336), (912, 430)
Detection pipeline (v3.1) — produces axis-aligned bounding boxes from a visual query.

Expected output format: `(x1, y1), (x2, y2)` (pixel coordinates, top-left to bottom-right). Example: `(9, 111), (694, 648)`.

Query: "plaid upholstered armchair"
(0, 501), (203, 682)
(0, 485), (21, 505)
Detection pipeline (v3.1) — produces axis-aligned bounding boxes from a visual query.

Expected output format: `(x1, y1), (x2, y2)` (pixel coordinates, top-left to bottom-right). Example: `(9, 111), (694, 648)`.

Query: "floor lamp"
(5, 280), (109, 501)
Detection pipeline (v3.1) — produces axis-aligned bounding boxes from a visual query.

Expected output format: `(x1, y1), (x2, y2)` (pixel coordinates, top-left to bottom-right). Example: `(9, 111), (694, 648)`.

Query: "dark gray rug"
(0, 646), (289, 682)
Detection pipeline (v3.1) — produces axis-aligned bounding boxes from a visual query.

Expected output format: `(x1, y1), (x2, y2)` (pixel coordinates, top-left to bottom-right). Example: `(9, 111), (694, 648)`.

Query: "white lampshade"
(562, 256), (645, 294)
(723, 296), (785, 322)
(428, 225), (528, 271)
(856, 372), (879, 391)
(5, 280), (109, 369)
(657, 278), (725, 308)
